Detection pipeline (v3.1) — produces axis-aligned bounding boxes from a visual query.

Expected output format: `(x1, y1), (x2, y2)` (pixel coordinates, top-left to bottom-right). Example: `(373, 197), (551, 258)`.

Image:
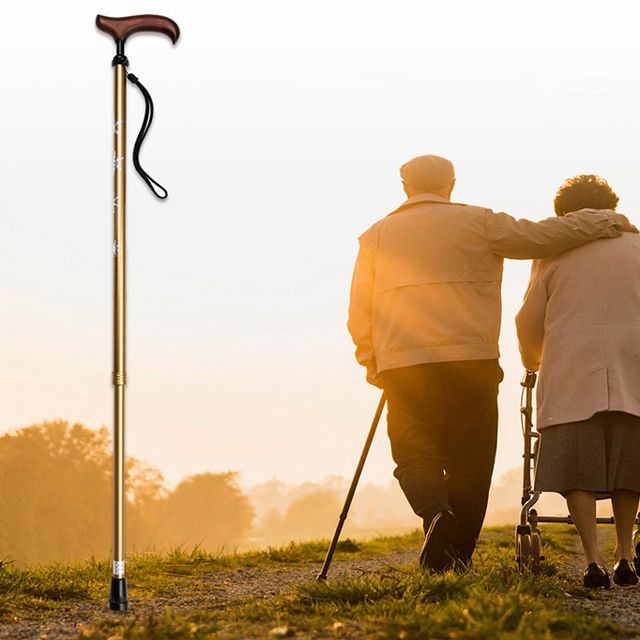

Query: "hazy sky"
(2, 1), (640, 491)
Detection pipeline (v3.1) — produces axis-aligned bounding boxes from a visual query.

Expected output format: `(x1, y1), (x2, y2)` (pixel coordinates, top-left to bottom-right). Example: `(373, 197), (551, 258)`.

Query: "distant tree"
(285, 489), (341, 538)
(0, 421), (166, 565)
(247, 479), (290, 522)
(0, 421), (112, 565)
(484, 466), (570, 525)
(350, 482), (415, 529)
(159, 472), (254, 552)
(256, 488), (341, 544)
(125, 458), (167, 553)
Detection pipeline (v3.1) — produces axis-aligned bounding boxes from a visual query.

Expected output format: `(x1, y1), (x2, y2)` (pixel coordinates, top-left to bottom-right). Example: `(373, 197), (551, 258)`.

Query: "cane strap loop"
(126, 72), (169, 199)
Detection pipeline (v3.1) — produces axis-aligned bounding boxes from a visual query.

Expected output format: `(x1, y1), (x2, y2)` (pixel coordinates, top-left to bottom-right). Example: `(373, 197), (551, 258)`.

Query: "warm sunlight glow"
(2, 2), (640, 564)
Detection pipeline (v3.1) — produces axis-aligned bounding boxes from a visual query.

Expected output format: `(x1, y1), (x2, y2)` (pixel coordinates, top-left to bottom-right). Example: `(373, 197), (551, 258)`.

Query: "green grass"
(0, 527), (636, 639)
(0, 532), (421, 619)
(0, 558), (105, 618)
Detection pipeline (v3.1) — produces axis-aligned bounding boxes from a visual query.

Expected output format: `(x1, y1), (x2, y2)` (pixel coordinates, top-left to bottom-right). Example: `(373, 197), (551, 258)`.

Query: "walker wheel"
(530, 530), (543, 573)
(516, 533), (532, 572)
(633, 529), (640, 576)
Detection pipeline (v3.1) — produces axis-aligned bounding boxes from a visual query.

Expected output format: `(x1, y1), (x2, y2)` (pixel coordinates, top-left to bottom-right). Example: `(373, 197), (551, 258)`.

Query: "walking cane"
(317, 392), (386, 581)
(95, 14), (180, 612)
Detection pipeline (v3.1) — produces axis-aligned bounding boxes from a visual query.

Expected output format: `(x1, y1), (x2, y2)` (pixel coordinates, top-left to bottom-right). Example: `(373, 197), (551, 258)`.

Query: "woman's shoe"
(583, 563), (611, 589)
(613, 559), (639, 586)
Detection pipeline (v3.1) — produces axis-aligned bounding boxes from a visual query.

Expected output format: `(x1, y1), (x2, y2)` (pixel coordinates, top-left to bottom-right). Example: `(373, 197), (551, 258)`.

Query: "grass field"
(0, 527), (635, 639)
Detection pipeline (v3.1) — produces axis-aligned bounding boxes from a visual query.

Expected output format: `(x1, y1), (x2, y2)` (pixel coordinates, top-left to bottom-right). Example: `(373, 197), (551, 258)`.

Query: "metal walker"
(515, 371), (640, 572)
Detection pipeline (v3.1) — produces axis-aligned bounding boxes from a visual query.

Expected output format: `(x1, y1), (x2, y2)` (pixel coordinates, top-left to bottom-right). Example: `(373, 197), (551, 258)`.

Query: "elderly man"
(347, 155), (635, 571)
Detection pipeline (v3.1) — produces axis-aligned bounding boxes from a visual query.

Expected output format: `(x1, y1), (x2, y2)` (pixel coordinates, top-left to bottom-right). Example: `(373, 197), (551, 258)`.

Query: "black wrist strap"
(126, 72), (168, 199)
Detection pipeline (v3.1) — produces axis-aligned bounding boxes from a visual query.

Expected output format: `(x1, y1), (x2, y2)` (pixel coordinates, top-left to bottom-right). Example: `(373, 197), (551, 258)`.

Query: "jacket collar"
(389, 192), (466, 215)
(405, 193), (451, 205)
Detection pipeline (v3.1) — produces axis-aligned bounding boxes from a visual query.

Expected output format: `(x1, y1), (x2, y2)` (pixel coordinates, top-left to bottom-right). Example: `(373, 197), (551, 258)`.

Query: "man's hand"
(572, 209), (639, 234)
(366, 366), (382, 388)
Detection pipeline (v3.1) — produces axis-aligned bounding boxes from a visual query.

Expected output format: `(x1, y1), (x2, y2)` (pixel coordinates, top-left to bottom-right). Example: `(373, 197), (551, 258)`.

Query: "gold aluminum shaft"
(113, 64), (127, 579)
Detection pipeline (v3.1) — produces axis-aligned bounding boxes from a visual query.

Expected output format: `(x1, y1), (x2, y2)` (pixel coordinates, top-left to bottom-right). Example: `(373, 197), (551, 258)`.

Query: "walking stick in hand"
(96, 14), (180, 612)
(317, 392), (387, 580)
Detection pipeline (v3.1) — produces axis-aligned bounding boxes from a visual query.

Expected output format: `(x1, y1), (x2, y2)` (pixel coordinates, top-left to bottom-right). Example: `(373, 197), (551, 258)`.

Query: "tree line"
(4, 420), (531, 566)
(0, 421), (254, 565)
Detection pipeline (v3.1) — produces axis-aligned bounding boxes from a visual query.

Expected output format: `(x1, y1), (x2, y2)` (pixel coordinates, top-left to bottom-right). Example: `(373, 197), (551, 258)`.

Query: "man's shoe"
(583, 563), (611, 589)
(613, 559), (639, 586)
(419, 510), (458, 572)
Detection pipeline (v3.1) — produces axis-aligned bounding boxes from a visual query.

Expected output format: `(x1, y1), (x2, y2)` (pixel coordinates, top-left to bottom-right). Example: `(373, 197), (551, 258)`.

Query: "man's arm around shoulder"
(485, 208), (637, 260)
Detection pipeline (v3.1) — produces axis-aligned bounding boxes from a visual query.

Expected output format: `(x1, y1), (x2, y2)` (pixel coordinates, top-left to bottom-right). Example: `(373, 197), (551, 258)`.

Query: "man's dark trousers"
(381, 359), (502, 562)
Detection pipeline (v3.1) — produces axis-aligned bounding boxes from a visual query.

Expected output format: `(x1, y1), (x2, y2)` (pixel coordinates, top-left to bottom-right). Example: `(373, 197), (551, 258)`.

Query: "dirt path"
(0, 549), (418, 640)
(562, 527), (640, 635)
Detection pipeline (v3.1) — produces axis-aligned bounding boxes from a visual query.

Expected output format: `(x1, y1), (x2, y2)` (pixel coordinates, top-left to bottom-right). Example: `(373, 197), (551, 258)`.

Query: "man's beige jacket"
(516, 232), (640, 428)
(348, 193), (625, 385)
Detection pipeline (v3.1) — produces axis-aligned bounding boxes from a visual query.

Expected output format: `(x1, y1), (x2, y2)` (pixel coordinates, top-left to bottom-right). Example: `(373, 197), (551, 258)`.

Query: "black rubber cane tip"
(316, 573), (327, 582)
(108, 576), (130, 612)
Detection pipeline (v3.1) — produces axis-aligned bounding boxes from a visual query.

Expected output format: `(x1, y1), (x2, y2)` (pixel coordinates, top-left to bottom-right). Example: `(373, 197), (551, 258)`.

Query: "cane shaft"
(113, 386), (125, 575)
(317, 392), (386, 580)
(112, 63), (127, 579)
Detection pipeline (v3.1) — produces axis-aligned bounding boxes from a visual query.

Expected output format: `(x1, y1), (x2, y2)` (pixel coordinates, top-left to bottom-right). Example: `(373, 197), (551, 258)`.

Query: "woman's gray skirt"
(534, 411), (640, 496)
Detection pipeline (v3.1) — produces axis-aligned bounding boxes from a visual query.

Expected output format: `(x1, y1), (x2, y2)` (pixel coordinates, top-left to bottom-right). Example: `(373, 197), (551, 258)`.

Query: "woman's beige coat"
(516, 232), (640, 428)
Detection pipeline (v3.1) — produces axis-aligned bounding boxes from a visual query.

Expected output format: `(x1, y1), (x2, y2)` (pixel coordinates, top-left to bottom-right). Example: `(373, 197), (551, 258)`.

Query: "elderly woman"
(516, 175), (640, 589)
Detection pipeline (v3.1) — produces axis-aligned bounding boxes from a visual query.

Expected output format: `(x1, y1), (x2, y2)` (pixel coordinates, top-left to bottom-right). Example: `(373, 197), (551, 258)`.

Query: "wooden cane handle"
(96, 14), (180, 44)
